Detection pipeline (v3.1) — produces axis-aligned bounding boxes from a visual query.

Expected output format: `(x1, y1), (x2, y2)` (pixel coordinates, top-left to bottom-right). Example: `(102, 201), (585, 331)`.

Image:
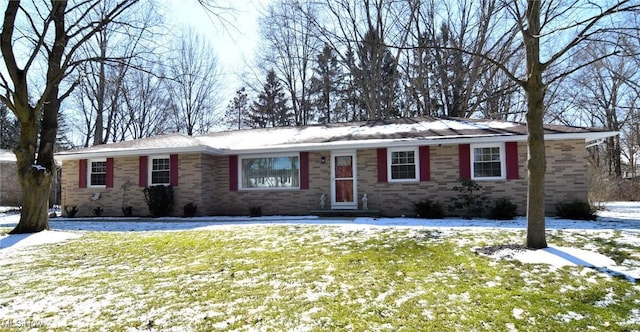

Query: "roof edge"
(55, 145), (221, 160)
(55, 130), (618, 160)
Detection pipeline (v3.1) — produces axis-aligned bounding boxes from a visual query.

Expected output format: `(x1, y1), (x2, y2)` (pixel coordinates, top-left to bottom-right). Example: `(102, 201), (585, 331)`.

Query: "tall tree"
(356, 28), (400, 119)
(165, 28), (222, 135)
(566, 40), (639, 178)
(309, 44), (342, 123)
(259, 0), (319, 126)
(248, 70), (292, 128)
(0, 0), (138, 233)
(71, 0), (160, 146)
(119, 63), (173, 140)
(224, 87), (251, 130)
(402, 0), (520, 118)
(507, 0), (640, 248)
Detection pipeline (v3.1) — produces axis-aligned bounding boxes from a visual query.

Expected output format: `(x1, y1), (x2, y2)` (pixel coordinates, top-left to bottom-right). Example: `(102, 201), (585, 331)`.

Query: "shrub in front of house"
(122, 206), (133, 217)
(143, 185), (174, 217)
(249, 206), (262, 217)
(555, 199), (597, 220)
(450, 178), (487, 218)
(489, 197), (517, 220)
(92, 206), (103, 217)
(414, 199), (444, 219)
(184, 202), (197, 217)
(64, 205), (78, 218)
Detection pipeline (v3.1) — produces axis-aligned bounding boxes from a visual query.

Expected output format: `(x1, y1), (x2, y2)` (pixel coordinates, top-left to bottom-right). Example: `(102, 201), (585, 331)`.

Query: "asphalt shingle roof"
(56, 117), (616, 159)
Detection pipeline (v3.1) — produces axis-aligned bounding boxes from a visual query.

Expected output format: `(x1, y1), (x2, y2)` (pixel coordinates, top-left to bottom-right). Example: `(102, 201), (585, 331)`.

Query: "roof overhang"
(209, 131), (620, 155)
(54, 130), (618, 160)
(55, 145), (223, 161)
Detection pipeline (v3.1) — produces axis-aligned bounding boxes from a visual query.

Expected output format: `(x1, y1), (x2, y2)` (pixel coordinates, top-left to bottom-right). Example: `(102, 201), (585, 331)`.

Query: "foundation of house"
(310, 209), (381, 218)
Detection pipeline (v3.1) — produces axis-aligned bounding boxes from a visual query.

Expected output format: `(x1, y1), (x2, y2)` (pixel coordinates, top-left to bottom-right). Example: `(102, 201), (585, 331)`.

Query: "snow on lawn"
(1, 202), (639, 280)
(0, 203), (639, 330)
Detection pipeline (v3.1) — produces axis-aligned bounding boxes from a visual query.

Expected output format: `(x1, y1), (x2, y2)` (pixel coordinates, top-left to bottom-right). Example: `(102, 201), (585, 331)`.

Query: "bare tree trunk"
(523, 0), (547, 249)
(1, 0), (139, 233)
(6, 1), (66, 234)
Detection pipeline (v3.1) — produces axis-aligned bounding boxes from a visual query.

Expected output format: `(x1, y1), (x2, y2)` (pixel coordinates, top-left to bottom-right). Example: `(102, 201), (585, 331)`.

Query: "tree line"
(226, 0), (640, 187)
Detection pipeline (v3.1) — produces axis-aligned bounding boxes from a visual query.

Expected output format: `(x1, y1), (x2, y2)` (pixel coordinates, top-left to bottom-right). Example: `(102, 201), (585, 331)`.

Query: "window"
(388, 148), (418, 182)
(240, 154), (300, 189)
(89, 159), (107, 187)
(150, 157), (170, 185)
(471, 144), (505, 180)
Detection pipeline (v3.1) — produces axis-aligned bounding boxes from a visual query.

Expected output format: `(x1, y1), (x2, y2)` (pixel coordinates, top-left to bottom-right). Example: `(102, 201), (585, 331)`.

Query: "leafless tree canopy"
(1, 0), (639, 235)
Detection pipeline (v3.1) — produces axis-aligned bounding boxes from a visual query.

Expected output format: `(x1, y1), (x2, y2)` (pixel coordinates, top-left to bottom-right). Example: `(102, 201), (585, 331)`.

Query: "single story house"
(55, 117), (616, 217)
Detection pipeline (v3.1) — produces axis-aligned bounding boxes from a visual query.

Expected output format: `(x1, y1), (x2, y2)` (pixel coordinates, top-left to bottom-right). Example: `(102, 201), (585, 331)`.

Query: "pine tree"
(224, 87), (250, 130)
(249, 70), (292, 128)
(355, 28), (400, 119)
(336, 48), (363, 122)
(309, 44), (342, 124)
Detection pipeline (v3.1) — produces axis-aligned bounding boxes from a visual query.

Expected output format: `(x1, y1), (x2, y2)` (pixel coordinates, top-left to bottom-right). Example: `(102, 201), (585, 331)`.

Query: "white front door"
(331, 151), (357, 209)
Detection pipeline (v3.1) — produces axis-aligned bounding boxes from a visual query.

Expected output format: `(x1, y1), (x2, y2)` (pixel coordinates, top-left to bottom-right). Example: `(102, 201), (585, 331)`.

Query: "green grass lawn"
(1, 225), (639, 331)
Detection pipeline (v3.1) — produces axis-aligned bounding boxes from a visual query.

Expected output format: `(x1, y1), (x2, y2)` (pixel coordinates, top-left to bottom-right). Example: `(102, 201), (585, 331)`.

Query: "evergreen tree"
(337, 48), (363, 122)
(309, 44), (342, 124)
(249, 70), (292, 128)
(355, 28), (400, 119)
(224, 87), (251, 130)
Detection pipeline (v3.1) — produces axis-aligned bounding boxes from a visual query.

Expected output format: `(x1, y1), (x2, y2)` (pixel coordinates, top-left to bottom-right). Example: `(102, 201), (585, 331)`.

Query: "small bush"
(143, 185), (174, 217)
(450, 178), (487, 218)
(93, 206), (103, 217)
(64, 205), (78, 218)
(555, 200), (597, 220)
(249, 206), (262, 217)
(489, 197), (517, 220)
(122, 206), (133, 217)
(414, 199), (444, 219)
(184, 202), (197, 217)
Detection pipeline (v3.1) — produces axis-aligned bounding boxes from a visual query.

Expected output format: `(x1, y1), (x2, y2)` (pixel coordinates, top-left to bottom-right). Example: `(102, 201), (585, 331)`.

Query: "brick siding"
(60, 139), (588, 217)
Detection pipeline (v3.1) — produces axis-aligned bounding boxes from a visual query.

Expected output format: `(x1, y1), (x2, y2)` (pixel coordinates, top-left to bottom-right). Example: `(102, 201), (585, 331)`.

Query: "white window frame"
(471, 143), (506, 180)
(149, 155), (171, 186)
(88, 158), (107, 188)
(239, 153), (301, 191)
(387, 147), (420, 183)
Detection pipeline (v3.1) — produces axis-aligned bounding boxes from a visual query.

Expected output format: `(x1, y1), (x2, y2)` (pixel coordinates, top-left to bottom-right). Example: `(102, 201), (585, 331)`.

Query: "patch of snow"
(31, 164), (47, 171)
(196, 118), (520, 152)
(512, 308), (525, 319)
(557, 311), (585, 322)
(0, 150), (16, 162)
(0, 230), (82, 252)
(514, 246), (616, 268)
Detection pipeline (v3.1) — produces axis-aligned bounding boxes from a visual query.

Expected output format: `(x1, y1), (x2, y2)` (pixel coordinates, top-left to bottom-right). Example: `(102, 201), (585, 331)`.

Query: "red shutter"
(139, 156), (148, 187)
(106, 158), (114, 188)
(377, 148), (387, 183)
(79, 159), (87, 188)
(229, 155), (238, 191)
(300, 152), (309, 189)
(170, 154), (179, 186)
(505, 142), (519, 180)
(459, 144), (471, 179)
(419, 146), (431, 182)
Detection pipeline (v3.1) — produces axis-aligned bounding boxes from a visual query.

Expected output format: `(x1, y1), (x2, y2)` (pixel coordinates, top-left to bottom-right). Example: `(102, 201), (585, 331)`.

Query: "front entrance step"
(310, 209), (381, 218)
